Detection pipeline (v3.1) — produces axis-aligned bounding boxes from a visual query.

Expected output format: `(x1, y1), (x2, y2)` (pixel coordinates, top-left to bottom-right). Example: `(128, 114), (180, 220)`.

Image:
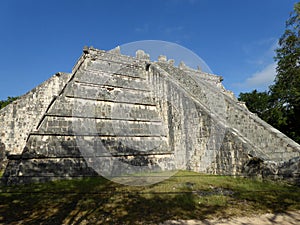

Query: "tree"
(270, 2), (300, 143)
(239, 2), (300, 143)
(238, 90), (271, 120)
(0, 96), (19, 110)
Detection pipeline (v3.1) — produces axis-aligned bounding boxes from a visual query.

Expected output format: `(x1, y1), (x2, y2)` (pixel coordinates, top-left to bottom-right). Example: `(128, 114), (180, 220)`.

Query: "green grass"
(0, 171), (299, 224)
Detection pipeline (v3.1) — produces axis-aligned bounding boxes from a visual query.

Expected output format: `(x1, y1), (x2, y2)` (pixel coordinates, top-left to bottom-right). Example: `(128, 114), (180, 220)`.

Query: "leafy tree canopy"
(238, 90), (271, 120)
(0, 96), (19, 110)
(239, 2), (300, 143)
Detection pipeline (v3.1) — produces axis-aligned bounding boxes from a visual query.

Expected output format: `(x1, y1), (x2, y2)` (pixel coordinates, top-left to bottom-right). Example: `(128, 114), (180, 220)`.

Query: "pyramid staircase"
(1, 47), (300, 185)
(3, 49), (173, 184)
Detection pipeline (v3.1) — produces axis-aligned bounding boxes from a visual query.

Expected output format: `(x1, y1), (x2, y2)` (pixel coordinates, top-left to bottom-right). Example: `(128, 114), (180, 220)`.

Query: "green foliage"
(239, 2), (300, 143)
(271, 2), (300, 143)
(0, 96), (18, 110)
(238, 90), (271, 120)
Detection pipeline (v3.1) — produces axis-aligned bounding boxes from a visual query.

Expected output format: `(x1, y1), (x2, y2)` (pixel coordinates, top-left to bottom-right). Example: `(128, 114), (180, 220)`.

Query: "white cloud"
(238, 62), (277, 90)
(164, 26), (184, 34)
(234, 38), (279, 92)
(243, 38), (278, 66)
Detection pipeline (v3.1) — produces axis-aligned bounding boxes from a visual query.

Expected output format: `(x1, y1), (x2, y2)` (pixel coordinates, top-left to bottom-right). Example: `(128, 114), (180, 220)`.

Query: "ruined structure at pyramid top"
(85, 45), (222, 78)
(78, 46), (228, 96)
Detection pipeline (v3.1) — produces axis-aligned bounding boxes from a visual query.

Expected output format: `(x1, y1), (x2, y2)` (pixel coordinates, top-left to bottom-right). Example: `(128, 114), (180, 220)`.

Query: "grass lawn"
(0, 171), (299, 224)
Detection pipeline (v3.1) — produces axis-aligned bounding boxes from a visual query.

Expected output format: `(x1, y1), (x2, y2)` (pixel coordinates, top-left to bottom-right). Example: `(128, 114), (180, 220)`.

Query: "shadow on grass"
(231, 178), (300, 214)
(0, 179), (224, 224)
(0, 174), (300, 224)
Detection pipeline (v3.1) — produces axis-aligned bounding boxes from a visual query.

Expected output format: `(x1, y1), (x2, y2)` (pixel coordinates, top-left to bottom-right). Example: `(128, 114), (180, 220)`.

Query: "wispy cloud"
(164, 26), (184, 34)
(235, 62), (276, 90)
(243, 38), (278, 66)
(161, 25), (191, 43)
(234, 37), (278, 92)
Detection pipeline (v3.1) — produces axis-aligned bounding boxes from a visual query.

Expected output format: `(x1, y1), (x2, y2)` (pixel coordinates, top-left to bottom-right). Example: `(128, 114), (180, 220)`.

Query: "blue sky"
(0, 0), (297, 100)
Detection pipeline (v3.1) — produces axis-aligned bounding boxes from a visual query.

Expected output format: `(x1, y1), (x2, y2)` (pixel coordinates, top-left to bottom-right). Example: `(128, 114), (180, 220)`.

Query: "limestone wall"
(148, 64), (254, 174)
(0, 72), (71, 169)
(157, 62), (300, 163)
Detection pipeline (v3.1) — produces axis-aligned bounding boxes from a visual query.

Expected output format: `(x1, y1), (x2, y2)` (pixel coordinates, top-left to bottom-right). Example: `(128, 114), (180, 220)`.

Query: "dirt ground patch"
(162, 210), (300, 225)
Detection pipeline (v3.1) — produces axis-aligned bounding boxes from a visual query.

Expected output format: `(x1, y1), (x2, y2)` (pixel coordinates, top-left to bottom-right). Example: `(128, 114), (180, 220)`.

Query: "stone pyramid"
(0, 47), (299, 185)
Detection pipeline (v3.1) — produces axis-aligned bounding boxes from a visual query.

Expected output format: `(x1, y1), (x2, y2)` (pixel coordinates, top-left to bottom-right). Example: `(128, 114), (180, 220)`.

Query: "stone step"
(75, 80), (150, 92)
(267, 151), (300, 162)
(155, 63), (211, 107)
(48, 96), (162, 121)
(87, 60), (146, 78)
(88, 49), (147, 66)
(74, 70), (149, 90)
(64, 82), (154, 104)
(81, 67), (147, 79)
(3, 158), (98, 185)
(157, 63), (227, 116)
(37, 116), (167, 136)
(4, 152), (174, 185)
(22, 134), (170, 158)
